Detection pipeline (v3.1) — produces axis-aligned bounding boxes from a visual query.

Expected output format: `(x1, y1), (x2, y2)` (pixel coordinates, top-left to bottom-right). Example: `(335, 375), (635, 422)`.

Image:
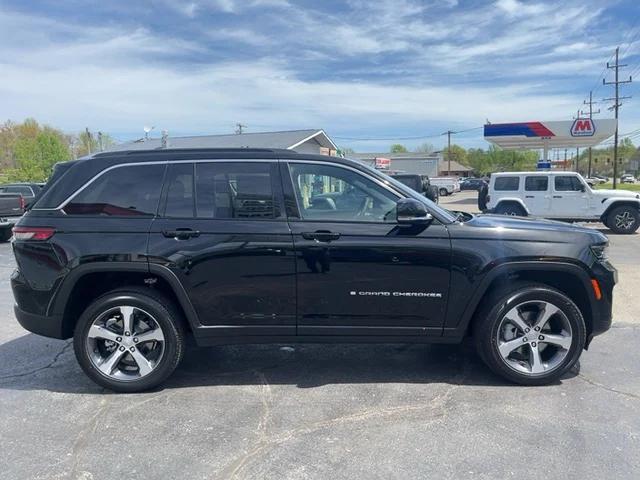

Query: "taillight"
(486, 195), (491, 202)
(12, 226), (55, 241)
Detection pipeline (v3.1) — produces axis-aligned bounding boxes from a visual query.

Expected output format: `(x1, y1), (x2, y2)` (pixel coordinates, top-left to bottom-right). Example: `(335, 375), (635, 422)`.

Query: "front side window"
(289, 163), (398, 222)
(525, 176), (548, 191)
(162, 161), (279, 219)
(494, 176), (520, 191)
(64, 164), (165, 216)
(555, 175), (583, 192)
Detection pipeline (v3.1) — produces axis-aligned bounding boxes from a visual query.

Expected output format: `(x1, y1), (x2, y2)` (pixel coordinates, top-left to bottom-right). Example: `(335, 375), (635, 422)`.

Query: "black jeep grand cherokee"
(11, 149), (616, 392)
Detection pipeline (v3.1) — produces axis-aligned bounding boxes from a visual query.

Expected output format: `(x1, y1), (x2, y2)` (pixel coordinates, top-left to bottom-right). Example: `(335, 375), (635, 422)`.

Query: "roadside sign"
(571, 118), (595, 137)
(537, 162), (552, 170)
(375, 157), (391, 169)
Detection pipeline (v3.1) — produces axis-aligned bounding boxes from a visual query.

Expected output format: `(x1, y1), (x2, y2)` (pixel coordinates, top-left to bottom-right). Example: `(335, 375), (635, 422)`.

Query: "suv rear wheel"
(495, 202), (526, 216)
(73, 288), (185, 392)
(605, 205), (640, 234)
(474, 283), (585, 385)
(439, 187), (449, 196)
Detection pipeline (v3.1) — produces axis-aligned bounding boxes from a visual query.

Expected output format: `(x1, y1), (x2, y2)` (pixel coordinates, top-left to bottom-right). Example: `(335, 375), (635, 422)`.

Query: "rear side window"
(162, 162), (280, 219)
(525, 176), (548, 191)
(64, 164), (165, 216)
(555, 176), (583, 192)
(494, 176), (520, 191)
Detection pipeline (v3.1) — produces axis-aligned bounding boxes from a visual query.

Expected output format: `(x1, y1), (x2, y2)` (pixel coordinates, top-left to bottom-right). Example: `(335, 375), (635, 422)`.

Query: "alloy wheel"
(615, 211), (635, 230)
(86, 305), (165, 381)
(495, 300), (573, 376)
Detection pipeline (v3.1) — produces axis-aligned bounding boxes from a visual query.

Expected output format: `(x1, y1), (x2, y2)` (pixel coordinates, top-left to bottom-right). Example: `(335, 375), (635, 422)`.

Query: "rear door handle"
(162, 228), (200, 240)
(525, 195), (534, 198)
(301, 230), (341, 242)
(553, 195), (563, 198)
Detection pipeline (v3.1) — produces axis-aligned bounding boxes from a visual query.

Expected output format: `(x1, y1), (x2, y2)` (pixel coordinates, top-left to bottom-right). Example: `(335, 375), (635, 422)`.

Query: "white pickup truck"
(479, 171), (640, 234)
(430, 177), (460, 196)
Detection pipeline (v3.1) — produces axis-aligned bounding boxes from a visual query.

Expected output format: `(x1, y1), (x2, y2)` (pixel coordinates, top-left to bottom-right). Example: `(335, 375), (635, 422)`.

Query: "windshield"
(354, 161), (458, 223)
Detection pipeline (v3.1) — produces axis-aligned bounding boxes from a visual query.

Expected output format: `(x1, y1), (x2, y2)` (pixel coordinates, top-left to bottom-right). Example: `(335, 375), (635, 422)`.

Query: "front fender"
(442, 260), (595, 339)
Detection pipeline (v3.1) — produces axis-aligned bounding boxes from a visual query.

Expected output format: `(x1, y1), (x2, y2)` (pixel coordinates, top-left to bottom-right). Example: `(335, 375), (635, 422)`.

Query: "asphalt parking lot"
(1, 205), (639, 479)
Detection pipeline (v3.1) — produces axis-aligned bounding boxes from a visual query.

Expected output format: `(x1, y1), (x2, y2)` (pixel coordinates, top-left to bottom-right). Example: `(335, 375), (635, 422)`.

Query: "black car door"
(147, 160), (297, 338)
(282, 160), (451, 337)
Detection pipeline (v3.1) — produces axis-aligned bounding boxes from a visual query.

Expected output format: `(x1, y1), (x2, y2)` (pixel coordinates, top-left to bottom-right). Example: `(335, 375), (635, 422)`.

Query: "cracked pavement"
(0, 232), (639, 479)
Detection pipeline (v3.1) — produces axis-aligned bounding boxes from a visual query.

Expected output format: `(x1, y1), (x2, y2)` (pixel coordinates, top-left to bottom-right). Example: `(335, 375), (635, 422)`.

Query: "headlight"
(590, 244), (608, 261)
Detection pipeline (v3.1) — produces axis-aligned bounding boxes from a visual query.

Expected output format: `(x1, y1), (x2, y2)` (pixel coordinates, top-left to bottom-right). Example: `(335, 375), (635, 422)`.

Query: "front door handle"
(301, 230), (341, 242)
(553, 195), (563, 199)
(162, 228), (200, 240)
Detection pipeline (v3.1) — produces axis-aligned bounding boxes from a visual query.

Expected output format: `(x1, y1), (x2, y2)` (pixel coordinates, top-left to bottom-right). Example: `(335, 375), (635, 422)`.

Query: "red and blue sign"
(484, 122), (555, 138)
(570, 118), (595, 137)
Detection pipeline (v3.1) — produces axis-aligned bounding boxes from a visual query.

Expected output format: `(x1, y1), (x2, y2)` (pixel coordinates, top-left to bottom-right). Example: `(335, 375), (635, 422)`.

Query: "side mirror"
(396, 198), (433, 225)
(579, 184), (586, 192)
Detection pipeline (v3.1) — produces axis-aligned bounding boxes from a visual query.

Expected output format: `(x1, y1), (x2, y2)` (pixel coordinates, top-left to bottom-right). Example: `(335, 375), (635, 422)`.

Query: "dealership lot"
(0, 215), (639, 479)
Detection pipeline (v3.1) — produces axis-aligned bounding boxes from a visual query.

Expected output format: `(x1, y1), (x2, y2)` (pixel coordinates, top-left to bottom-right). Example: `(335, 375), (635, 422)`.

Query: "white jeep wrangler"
(478, 171), (640, 234)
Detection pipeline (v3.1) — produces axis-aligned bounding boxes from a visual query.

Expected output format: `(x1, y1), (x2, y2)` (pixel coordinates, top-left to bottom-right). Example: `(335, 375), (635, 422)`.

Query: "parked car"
(0, 193), (26, 241)
(430, 177), (460, 196)
(591, 175), (608, 184)
(480, 171), (640, 233)
(12, 149), (615, 391)
(460, 178), (487, 191)
(620, 174), (636, 184)
(0, 183), (42, 207)
(389, 173), (439, 203)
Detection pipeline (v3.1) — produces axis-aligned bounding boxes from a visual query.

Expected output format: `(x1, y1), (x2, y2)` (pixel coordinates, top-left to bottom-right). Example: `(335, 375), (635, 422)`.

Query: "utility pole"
(235, 123), (247, 134)
(576, 147), (579, 173)
(582, 91), (600, 178)
(603, 46), (633, 189)
(85, 127), (92, 155)
(98, 131), (103, 152)
(442, 130), (453, 176)
(564, 149), (567, 171)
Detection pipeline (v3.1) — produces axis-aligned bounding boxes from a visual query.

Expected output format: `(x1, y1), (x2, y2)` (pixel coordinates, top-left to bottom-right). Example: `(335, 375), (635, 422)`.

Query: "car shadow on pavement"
(0, 333), (578, 394)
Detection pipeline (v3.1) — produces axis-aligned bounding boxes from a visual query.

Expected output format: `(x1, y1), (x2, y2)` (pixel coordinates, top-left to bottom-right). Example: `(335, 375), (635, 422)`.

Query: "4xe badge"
(571, 118), (595, 137)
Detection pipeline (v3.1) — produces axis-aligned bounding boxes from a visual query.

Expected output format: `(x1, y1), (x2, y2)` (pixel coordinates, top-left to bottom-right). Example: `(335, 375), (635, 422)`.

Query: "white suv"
(479, 171), (640, 234)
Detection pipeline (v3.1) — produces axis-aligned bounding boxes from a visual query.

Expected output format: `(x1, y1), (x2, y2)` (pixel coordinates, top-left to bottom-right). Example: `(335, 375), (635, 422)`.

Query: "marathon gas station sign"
(483, 118), (616, 150)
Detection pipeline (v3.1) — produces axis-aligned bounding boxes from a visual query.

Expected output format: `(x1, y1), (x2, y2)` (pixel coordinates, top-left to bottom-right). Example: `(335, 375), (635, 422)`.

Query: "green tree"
(445, 144), (467, 165)
(7, 129), (70, 181)
(73, 131), (116, 157)
(390, 144), (408, 153)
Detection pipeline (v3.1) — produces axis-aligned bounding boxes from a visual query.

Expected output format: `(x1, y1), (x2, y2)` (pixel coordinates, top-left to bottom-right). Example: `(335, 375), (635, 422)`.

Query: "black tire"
(439, 187), (449, 196)
(605, 205), (640, 234)
(73, 287), (186, 393)
(0, 228), (12, 242)
(478, 184), (489, 211)
(474, 283), (586, 386)
(495, 202), (526, 216)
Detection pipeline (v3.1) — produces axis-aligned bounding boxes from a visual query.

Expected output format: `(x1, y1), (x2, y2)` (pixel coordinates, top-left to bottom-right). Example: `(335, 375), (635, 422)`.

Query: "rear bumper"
(14, 304), (65, 339)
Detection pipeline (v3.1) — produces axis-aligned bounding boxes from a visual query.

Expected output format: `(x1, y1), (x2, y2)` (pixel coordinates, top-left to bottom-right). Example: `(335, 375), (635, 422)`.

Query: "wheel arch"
(445, 261), (596, 344)
(49, 263), (200, 338)
(492, 198), (530, 215)
(600, 200), (640, 222)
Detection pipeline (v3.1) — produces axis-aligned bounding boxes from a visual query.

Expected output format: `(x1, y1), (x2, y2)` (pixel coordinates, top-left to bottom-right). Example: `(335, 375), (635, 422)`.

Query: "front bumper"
(586, 260), (617, 346)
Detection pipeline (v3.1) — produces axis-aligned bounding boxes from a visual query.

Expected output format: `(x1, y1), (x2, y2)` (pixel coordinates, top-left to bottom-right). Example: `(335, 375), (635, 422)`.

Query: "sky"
(1, 0), (640, 152)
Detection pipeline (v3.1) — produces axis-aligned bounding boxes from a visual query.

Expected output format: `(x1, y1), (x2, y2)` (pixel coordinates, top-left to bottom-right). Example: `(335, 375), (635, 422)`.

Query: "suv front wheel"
(474, 283), (585, 385)
(73, 288), (185, 392)
(605, 205), (640, 234)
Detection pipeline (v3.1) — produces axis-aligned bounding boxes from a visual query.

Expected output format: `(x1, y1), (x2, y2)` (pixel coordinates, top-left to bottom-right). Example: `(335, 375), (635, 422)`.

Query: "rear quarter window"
(493, 176), (520, 191)
(64, 164), (166, 216)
